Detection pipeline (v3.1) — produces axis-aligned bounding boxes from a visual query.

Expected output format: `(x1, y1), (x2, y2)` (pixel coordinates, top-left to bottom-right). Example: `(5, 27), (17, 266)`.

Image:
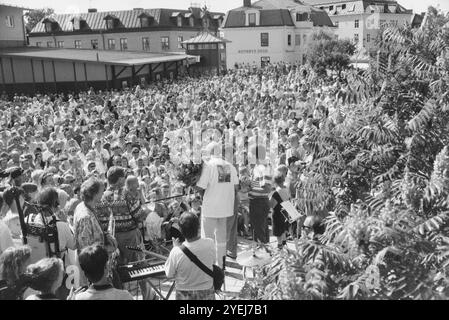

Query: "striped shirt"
(249, 164), (273, 199)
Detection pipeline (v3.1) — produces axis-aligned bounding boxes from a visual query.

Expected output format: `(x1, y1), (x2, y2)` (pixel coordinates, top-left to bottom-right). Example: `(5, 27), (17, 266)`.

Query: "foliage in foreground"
(241, 7), (449, 300)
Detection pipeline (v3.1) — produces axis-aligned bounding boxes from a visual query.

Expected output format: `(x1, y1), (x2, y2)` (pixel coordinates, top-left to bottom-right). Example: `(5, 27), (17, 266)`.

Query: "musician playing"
(73, 177), (117, 287)
(165, 212), (216, 300)
(72, 244), (133, 300)
(101, 167), (146, 265)
(100, 167), (153, 299)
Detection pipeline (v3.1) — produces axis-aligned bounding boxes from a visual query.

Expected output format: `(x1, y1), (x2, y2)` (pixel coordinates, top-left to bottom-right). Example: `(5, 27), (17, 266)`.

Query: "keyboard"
(117, 258), (166, 283)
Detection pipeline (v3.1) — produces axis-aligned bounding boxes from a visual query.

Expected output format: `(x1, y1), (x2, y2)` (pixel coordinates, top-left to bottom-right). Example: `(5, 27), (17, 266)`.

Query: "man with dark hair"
(165, 212), (216, 300)
(74, 244), (133, 300)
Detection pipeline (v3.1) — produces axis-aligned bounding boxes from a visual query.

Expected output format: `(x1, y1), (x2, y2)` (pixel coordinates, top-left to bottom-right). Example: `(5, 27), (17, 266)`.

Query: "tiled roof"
(182, 32), (230, 44)
(223, 0), (333, 28)
(30, 8), (224, 34)
(303, 0), (411, 15)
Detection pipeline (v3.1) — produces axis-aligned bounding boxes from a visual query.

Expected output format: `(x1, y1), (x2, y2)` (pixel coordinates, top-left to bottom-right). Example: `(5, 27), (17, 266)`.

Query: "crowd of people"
(0, 61), (352, 300)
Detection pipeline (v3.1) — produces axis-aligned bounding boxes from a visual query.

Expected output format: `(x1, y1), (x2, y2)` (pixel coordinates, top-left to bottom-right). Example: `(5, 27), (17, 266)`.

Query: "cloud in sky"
(4, 0), (449, 14)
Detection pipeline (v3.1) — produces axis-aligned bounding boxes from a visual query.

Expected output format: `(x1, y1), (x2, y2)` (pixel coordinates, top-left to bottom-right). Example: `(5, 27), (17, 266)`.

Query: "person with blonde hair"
(0, 245), (32, 300)
(24, 257), (64, 300)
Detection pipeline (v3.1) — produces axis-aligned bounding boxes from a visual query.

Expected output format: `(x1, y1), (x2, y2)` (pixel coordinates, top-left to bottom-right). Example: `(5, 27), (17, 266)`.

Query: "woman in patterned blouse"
(73, 178), (117, 287)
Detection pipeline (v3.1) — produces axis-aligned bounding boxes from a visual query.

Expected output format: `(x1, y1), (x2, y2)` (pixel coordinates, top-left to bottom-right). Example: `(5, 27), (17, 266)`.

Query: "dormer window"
(45, 22), (53, 32)
(177, 16), (182, 27)
(248, 13), (256, 26)
(106, 19), (114, 29)
(296, 13), (309, 22)
(138, 13), (153, 28)
(141, 16), (149, 27)
(42, 18), (59, 33)
(71, 17), (88, 31)
(104, 15), (119, 30)
(189, 16), (195, 27)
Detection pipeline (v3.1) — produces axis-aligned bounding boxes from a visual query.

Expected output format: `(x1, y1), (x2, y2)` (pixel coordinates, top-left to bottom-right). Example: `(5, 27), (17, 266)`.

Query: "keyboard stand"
(138, 277), (176, 300)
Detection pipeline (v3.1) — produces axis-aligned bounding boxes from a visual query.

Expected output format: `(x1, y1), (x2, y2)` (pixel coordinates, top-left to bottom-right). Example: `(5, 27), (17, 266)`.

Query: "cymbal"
(236, 249), (271, 267)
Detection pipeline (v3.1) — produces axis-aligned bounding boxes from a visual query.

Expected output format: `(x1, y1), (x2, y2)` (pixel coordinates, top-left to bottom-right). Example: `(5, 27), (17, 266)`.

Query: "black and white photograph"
(0, 0), (449, 308)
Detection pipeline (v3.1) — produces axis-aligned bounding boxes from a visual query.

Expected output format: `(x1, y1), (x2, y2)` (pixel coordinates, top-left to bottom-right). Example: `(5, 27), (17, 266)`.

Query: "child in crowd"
(238, 166), (252, 238)
(269, 172), (291, 249)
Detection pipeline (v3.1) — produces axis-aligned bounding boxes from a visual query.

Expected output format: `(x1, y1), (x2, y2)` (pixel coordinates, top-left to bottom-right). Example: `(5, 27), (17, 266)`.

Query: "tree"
(25, 8), (54, 33)
(305, 30), (356, 77)
(241, 6), (449, 300)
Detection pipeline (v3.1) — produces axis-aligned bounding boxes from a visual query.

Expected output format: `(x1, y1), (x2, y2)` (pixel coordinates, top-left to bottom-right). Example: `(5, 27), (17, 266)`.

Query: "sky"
(2, 0), (449, 15)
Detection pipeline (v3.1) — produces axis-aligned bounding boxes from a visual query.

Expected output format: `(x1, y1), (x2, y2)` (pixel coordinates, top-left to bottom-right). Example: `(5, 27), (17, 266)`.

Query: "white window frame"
(5, 16), (14, 28)
(177, 36), (183, 49)
(57, 41), (64, 48)
(142, 37), (150, 51)
(120, 38), (128, 51)
(74, 40), (81, 49)
(108, 39), (116, 50)
(161, 36), (170, 50)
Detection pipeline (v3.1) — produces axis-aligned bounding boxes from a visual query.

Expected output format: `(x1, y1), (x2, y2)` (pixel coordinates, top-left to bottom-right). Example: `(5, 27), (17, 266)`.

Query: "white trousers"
(201, 216), (227, 268)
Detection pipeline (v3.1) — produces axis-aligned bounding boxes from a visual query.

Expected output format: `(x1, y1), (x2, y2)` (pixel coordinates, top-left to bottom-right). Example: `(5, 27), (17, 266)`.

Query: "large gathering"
(0, 61), (338, 300)
(1, 0), (449, 303)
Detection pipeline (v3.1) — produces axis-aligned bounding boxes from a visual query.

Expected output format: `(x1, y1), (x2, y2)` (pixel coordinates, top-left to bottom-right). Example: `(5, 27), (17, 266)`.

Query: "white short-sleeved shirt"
(165, 238), (215, 291)
(0, 220), (14, 254)
(196, 157), (238, 218)
(74, 287), (134, 300)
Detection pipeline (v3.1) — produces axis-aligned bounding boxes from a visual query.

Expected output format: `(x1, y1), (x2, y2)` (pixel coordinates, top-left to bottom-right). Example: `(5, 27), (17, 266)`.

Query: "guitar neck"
(127, 246), (168, 261)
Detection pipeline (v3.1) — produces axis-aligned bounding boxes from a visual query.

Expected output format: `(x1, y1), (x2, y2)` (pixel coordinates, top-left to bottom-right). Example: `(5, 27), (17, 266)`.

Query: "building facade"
(0, 4), (27, 48)
(303, 0), (414, 53)
(220, 0), (335, 69)
(28, 7), (224, 54)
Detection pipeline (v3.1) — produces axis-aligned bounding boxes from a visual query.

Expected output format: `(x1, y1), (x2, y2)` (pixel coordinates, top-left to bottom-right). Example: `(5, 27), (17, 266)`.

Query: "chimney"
(88, 8), (97, 13)
(244, 0), (251, 7)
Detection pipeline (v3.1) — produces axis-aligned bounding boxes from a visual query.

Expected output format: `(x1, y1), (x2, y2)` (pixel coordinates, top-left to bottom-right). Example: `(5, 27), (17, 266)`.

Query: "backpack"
(180, 245), (224, 292)
(15, 195), (61, 265)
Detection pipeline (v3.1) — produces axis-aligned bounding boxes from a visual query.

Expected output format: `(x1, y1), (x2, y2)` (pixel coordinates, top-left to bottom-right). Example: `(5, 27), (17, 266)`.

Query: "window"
(45, 22), (53, 33)
(36, 42), (42, 47)
(177, 16), (182, 27)
(261, 33), (269, 47)
(367, 34), (371, 42)
(91, 39), (99, 49)
(355, 19), (359, 28)
(140, 16), (150, 28)
(57, 41), (64, 48)
(342, 4), (346, 9)
(74, 40), (81, 49)
(5, 16), (14, 28)
(354, 33), (359, 43)
(142, 37), (150, 51)
(379, 20), (386, 28)
(108, 39), (116, 50)
(106, 19), (115, 29)
(161, 36), (169, 50)
(189, 17), (195, 27)
(177, 36), (183, 49)
(248, 13), (256, 26)
(120, 38), (128, 51)
(295, 34), (301, 46)
(47, 41), (53, 48)
(287, 34), (292, 46)
(329, 6), (334, 11)
(334, 20), (339, 27)
(261, 56), (270, 67)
